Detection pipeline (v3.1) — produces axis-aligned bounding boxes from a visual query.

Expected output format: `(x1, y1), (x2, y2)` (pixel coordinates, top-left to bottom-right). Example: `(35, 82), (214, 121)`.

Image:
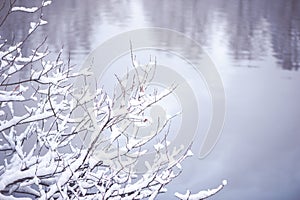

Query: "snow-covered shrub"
(0, 1), (226, 199)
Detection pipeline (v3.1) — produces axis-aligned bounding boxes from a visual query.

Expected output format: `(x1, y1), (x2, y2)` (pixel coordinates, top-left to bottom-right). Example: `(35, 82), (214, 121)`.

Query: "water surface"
(1, 0), (300, 199)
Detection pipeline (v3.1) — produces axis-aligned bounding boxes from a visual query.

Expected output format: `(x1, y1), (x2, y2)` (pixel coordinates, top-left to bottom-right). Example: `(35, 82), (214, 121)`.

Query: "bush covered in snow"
(0, 1), (226, 199)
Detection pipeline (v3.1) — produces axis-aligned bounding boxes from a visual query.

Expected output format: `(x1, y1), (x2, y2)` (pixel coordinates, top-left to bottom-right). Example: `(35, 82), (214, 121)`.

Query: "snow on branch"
(175, 180), (228, 200)
(11, 6), (39, 13)
(11, 0), (51, 13)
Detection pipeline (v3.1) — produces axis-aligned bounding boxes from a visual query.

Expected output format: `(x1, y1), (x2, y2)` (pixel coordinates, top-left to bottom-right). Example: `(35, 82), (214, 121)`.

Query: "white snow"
(43, 1), (52, 7)
(11, 6), (38, 13)
(28, 22), (38, 34)
(186, 149), (194, 157)
(0, 94), (25, 102)
(0, 113), (30, 132)
(154, 142), (164, 151)
(174, 180), (227, 200)
(39, 19), (48, 26)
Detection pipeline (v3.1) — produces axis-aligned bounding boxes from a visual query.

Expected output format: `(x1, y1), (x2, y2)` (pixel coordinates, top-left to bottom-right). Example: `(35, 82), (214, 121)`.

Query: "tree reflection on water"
(1, 0), (299, 70)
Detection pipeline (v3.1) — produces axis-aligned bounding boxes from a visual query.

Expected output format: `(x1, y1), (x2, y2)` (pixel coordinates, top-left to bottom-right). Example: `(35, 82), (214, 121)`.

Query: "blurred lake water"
(1, 0), (300, 199)
(1, 0), (300, 70)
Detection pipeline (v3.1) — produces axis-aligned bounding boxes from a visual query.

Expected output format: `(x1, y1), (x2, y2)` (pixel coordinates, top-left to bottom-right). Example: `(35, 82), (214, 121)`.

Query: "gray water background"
(1, 0), (300, 199)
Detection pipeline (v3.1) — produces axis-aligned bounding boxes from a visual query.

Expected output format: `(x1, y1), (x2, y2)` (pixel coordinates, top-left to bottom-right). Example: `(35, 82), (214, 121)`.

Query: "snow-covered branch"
(175, 180), (228, 200)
